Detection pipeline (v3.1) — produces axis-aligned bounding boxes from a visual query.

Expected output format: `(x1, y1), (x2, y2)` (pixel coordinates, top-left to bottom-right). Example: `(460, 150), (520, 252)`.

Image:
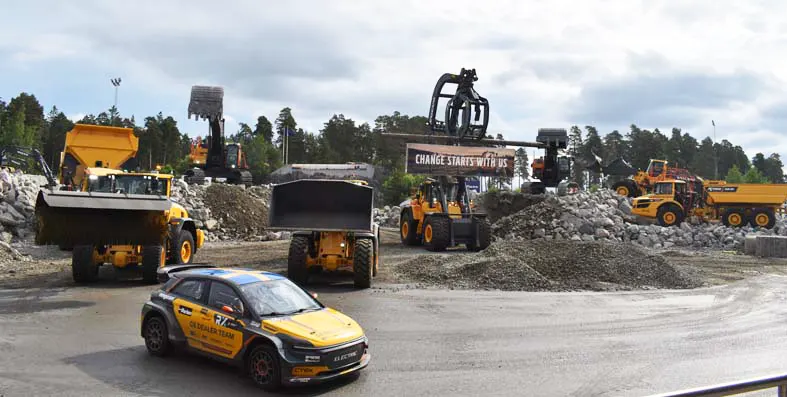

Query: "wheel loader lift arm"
(0, 146), (58, 187)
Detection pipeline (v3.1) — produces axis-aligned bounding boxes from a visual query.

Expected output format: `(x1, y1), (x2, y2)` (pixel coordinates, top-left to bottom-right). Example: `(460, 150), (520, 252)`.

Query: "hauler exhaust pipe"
(268, 179), (374, 232)
(34, 188), (172, 246)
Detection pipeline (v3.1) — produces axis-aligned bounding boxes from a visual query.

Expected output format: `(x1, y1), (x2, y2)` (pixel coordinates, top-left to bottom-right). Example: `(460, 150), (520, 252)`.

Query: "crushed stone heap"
(487, 189), (787, 251)
(396, 239), (702, 291)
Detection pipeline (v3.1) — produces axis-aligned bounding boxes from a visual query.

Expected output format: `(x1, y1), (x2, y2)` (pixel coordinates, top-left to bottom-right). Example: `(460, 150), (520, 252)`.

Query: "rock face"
(486, 189), (787, 251)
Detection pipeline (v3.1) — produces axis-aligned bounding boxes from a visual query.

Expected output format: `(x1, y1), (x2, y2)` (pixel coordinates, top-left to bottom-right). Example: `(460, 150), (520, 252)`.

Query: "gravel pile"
(487, 189), (787, 251)
(171, 180), (287, 242)
(396, 239), (701, 291)
(374, 205), (400, 227)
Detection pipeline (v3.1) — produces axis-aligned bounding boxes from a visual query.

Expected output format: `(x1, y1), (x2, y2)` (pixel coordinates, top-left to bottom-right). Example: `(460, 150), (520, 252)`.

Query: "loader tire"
(72, 245), (98, 283)
(612, 180), (638, 198)
(142, 245), (165, 284)
(657, 204), (683, 227)
(466, 217), (492, 252)
(353, 238), (373, 289)
(287, 236), (310, 286)
(400, 210), (419, 246)
(170, 231), (195, 265)
(423, 216), (450, 252)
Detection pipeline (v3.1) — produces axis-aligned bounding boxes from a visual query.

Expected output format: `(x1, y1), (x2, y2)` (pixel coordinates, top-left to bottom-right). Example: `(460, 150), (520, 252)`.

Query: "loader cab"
(646, 159), (667, 177)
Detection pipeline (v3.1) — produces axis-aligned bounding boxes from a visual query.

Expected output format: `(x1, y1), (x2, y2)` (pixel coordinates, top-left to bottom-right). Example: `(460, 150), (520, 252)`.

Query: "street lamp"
(712, 120), (718, 180)
(111, 78), (121, 126)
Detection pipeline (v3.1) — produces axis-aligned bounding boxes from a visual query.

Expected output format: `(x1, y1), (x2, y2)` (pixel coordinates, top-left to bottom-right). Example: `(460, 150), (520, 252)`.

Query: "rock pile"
(488, 189), (787, 251)
(0, 169), (49, 245)
(171, 180), (287, 242)
(396, 239), (701, 291)
(374, 206), (400, 228)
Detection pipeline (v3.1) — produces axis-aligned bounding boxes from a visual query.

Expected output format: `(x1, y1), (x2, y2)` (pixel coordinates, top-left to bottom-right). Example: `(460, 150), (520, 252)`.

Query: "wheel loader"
(34, 124), (205, 284)
(267, 179), (379, 289)
(400, 176), (491, 252)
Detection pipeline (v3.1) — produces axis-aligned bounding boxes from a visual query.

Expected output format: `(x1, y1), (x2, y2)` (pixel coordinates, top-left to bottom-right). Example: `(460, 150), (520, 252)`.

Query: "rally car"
(140, 265), (370, 390)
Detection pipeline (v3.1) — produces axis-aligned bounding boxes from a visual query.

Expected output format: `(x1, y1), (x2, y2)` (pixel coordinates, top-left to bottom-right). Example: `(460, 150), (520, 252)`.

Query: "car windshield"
(240, 279), (322, 317)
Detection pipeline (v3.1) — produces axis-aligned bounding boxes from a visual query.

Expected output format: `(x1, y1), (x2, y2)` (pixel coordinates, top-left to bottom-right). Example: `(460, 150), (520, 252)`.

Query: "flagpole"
(285, 128), (289, 165)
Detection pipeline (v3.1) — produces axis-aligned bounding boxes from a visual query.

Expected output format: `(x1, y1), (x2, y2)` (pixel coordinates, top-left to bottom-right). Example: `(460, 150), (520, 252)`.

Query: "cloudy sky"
(2, 0), (786, 164)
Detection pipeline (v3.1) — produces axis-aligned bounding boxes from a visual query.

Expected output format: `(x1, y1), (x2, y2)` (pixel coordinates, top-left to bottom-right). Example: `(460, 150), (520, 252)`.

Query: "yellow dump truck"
(35, 124), (205, 284)
(631, 179), (787, 229)
(58, 123), (140, 189)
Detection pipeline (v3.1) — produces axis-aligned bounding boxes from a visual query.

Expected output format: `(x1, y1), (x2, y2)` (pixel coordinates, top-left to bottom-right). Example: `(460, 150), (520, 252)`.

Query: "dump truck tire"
(467, 218), (492, 252)
(657, 204), (683, 227)
(373, 224), (380, 277)
(722, 209), (747, 228)
(287, 236), (309, 285)
(72, 245), (98, 283)
(750, 208), (776, 229)
(170, 231), (195, 265)
(423, 216), (450, 252)
(142, 245), (164, 284)
(353, 238), (373, 289)
(400, 210), (419, 246)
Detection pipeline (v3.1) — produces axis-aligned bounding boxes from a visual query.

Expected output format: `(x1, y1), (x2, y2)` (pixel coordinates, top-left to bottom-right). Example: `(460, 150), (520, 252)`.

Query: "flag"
(712, 120), (715, 126)
(284, 127), (296, 136)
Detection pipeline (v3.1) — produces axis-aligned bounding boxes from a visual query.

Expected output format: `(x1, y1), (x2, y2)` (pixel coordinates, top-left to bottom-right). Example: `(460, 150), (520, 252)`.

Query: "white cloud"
(2, 0), (787, 168)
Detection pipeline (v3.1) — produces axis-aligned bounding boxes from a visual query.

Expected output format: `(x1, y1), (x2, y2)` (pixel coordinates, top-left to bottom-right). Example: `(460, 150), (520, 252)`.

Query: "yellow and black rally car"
(140, 265), (370, 390)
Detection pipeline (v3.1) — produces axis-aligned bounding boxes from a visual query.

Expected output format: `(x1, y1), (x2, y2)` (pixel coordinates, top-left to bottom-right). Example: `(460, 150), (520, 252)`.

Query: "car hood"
(261, 307), (364, 347)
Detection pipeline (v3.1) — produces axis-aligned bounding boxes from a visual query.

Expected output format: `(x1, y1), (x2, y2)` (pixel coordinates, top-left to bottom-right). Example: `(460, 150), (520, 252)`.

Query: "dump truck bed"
(268, 179), (374, 232)
(706, 184), (787, 206)
(63, 124), (139, 171)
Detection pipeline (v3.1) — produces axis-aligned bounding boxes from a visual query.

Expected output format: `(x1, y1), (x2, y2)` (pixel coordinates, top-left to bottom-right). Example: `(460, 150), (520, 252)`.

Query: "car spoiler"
(156, 264), (217, 283)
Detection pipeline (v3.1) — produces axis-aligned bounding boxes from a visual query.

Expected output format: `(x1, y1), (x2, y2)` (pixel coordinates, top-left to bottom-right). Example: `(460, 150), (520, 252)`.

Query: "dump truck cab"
(631, 180), (697, 227)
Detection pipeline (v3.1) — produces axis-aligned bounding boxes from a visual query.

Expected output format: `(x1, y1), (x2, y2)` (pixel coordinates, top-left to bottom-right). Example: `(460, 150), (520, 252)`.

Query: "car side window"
(208, 282), (244, 315)
(172, 279), (206, 301)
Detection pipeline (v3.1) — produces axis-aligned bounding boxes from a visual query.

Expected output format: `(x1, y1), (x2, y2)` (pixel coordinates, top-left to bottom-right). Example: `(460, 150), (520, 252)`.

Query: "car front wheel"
(143, 315), (171, 357)
(247, 344), (282, 391)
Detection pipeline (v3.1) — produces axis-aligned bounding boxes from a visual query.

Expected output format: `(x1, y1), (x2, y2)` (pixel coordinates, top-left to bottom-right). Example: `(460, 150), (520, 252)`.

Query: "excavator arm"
(0, 146), (58, 187)
(188, 85), (226, 169)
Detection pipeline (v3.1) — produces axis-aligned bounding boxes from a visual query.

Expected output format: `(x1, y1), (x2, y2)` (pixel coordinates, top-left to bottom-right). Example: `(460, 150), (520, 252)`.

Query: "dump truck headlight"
(340, 242), (346, 248)
(88, 174), (99, 181)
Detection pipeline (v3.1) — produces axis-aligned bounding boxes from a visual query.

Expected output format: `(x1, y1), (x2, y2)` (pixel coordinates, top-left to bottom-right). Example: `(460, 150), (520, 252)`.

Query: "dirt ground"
(2, 228), (787, 290)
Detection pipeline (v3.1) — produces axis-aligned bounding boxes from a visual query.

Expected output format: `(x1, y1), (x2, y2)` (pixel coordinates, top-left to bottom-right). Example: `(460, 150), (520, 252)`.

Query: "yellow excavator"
(34, 124), (205, 283)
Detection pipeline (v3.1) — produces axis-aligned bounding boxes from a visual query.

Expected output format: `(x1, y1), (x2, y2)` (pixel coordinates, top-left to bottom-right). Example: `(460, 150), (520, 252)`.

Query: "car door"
(169, 278), (209, 350)
(193, 280), (248, 360)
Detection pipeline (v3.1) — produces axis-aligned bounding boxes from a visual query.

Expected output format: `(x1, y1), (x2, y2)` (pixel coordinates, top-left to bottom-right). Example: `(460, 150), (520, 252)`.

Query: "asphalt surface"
(2, 273), (787, 397)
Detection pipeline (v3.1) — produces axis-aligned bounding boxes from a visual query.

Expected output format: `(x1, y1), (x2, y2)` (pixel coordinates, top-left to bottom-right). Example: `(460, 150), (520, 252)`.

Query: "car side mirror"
(221, 305), (235, 315)
(310, 292), (318, 299)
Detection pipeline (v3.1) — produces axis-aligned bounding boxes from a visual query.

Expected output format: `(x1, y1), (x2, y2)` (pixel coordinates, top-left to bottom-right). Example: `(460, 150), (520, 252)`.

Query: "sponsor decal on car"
(178, 306), (192, 316)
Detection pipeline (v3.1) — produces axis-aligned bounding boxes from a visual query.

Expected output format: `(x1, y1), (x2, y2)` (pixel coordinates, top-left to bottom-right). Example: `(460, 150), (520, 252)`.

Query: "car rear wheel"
(143, 315), (171, 357)
(247, 344), (282, 391)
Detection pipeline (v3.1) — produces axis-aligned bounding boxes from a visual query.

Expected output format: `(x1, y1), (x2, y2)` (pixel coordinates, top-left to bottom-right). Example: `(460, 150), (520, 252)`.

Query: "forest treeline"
(0, 92), (783, 204)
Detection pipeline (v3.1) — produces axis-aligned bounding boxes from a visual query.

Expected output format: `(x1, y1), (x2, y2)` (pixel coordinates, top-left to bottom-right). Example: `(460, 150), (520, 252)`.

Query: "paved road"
(1, 274), (787, 397)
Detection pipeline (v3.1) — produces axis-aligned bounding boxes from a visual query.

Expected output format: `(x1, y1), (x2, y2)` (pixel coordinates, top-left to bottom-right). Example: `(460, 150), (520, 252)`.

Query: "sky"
(1, 0), (786, 167)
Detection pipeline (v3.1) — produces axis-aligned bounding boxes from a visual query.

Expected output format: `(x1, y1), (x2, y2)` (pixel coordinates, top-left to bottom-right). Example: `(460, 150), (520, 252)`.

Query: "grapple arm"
(0, 146), (58, 187)
(427, 68), (489, 140)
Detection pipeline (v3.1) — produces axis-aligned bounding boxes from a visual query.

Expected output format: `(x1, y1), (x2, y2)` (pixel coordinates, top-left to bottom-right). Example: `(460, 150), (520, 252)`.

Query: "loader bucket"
(268, 179), (374, 233)
(188, 85), (224, 120)
(34, 189), (171, 247)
